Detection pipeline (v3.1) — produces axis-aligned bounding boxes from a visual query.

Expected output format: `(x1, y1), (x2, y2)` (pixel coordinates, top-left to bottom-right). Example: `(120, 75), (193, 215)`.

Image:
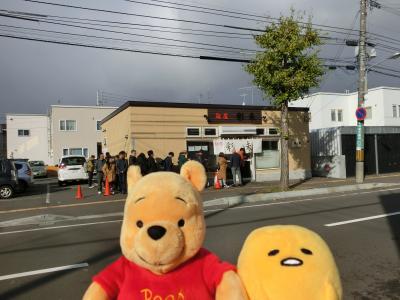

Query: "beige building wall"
(103, 104), (311, 180)
(50, 105), (116, 164)
(102, 106), (132, 155)
(103, 106), (210, 161)
(260, 110), (311, 173)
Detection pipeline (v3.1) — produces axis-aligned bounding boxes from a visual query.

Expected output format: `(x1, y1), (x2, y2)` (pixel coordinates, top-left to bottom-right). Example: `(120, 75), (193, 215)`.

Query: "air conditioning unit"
(219, 126), (257, 135)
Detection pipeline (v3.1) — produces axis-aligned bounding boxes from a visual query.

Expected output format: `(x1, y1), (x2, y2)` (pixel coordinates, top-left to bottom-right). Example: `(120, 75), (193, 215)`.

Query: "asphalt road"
(0, 178), (399, 299)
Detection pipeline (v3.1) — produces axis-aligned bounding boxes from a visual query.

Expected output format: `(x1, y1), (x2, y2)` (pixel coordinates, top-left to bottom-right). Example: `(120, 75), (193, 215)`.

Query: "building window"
(186, 127), (201, 137)
(17, 129), (30, 137)
(268, 128), (279, 135)
(365, 107), (372, 119)
(62, 148), (89, 158)
(203, 127), (218, 137)
(60, 120), (77, 131)
(69, 148), (83, 156)
(393, 105), (397, 118)
(337, 109), (343, 122)
(331, 109), (336, 121)
(96, 121), (101, 131)
(256, 128), (265, 135)
(256, 140), (280, 169)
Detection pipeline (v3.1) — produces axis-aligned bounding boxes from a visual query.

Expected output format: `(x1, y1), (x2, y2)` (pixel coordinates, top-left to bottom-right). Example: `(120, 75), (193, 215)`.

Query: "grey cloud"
(0, 0), (399, 118)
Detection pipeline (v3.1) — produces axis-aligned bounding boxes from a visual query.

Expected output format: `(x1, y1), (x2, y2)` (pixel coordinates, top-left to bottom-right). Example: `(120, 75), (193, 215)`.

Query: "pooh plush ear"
(127, 165), (142, 192)
(180, 161), (207, 192)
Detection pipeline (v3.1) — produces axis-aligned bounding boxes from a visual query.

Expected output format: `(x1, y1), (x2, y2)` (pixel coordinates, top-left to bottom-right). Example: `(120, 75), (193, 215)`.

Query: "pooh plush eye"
(178, 219), (185, 227)
(301, 248), (313, 255)
(268, 249), (280, 256)
(136, 220), (143, 228)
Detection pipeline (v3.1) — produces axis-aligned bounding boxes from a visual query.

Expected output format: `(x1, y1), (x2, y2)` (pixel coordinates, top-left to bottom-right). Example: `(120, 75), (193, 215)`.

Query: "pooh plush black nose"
(147, 226), (167, 240)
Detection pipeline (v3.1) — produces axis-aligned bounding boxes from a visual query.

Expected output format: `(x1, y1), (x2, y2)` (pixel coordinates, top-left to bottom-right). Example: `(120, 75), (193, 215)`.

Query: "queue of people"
(216, 148), (247, 188)
(87, 147), (246, 193)
(88, 149), (190, 194)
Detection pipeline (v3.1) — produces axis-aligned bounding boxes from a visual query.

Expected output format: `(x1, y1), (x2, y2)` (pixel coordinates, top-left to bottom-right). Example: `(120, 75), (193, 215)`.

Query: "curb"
(203, 182), (400, 208)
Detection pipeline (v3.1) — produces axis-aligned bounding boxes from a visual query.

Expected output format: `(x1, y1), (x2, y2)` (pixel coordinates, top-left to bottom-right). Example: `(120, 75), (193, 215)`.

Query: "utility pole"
(356, 0), (368, 183)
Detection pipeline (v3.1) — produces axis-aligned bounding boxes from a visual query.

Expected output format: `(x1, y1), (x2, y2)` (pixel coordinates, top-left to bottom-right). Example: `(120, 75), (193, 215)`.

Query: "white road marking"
(1, 186), (400, 235)
(0, 220), (122, 235)
(45, 183), (50, 205)
(0, 263), (89, 281)
(74, 212), (123, 220)
(325, 211), (400, 227)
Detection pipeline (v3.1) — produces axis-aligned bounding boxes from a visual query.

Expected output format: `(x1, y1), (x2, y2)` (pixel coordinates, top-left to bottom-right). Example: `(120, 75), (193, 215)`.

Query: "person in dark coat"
(164, 152), (174, 172)
(229, 149), (242, 186)
(129, 150), (137, 166)
(137, 153), (148, 176)
(147, 150), (159, 173)
(116, 151), (128, 194)
(178, 151), (188, 169)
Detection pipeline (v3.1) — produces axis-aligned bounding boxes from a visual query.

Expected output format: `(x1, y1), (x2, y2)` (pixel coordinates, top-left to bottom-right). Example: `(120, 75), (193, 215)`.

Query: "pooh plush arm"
(82, 282), (109, 300)
(216, 271), (248, 300)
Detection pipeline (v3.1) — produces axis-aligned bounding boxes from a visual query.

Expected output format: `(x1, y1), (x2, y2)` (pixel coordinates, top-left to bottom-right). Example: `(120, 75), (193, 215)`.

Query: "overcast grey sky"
(1, 0), (400, 119)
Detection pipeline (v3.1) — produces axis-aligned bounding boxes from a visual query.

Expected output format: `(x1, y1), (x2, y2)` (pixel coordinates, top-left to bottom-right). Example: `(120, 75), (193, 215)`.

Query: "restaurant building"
(101, 101), (311, 182)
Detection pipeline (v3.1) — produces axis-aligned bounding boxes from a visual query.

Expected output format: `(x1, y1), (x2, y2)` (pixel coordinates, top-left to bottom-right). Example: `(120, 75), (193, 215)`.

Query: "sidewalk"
(202, 172), (400, 202)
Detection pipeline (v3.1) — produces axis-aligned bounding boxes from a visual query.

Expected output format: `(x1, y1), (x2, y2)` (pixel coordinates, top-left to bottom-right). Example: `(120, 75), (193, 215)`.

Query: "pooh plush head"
(238, 225), (342, 300)
(120, 160), (207, 275)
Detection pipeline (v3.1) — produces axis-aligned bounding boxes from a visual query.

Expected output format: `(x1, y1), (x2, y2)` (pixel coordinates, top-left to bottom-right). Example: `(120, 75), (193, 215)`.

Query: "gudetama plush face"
(238, 225), (342, 300)
(120, 161), (207, 275)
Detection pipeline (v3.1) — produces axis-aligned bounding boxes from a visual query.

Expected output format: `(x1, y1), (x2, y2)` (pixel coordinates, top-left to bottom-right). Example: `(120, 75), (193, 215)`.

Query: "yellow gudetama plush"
(237, 225), (342, 300)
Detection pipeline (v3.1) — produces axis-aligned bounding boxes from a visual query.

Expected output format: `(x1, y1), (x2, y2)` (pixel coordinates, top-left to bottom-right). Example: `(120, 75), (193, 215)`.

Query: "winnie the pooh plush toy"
(83, 160), (247, 300)
(237, 225), (342, 300)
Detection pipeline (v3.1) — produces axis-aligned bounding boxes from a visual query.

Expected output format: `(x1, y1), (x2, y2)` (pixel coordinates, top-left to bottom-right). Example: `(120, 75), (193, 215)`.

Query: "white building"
(291, 87), (400, 178)
(6, 114), (51, 164)
(49, 105), (117, 164)
(291, 86), (400, 130)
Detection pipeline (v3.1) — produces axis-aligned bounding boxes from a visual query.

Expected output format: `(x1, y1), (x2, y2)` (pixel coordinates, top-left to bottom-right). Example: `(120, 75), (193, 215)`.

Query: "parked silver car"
(29, 160), (47, 178)
(14, 161), (34, 192)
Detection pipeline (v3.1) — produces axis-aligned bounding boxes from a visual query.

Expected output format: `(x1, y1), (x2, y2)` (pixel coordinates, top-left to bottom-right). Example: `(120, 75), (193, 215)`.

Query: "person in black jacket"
(229, 149), (242, 186)
(128, 150), (137, 166)
(147, 150), (158, 173)
(164, 152), (174, 172)
(116, 151), (128, 194)
(137, 153), (148, 176)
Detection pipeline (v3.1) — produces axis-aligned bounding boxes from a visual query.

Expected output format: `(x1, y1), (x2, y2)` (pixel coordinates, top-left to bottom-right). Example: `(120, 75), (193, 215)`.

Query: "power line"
(22, 0), (257, 31)
(122, 0), (363, 34)
(0, 13), (259, 52)
(0, 32), (200, 58)
(0, 23), (354, 64)
(23, 0), (362, 37)
(0, 24), (252, 56)
(122, 0), (269, 23)
(369, 68), (400, 79)
(0, 9), (255, 38)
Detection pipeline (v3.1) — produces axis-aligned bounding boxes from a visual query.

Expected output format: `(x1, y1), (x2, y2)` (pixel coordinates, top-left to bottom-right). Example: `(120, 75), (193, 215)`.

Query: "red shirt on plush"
(93, 248), (236, 300)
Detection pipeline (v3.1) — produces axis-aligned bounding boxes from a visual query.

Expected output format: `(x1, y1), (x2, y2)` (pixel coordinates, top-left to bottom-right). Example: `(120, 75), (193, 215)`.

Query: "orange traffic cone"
(214, 173), (221, 190)
(104, 177), (111, 196)
(75, 184), (84, 200)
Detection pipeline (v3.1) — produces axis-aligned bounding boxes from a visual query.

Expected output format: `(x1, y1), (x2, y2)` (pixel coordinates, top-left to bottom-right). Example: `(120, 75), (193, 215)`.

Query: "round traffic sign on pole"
(355, 107), (367, 121)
